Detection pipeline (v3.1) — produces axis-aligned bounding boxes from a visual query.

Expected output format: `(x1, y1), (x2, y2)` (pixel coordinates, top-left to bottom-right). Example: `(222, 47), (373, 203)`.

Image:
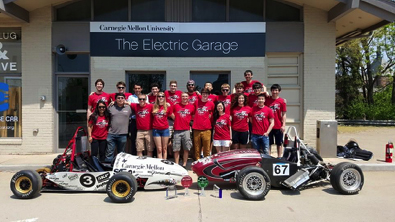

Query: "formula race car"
(192, 127), (364, 200)
(10, 127), (188, 203)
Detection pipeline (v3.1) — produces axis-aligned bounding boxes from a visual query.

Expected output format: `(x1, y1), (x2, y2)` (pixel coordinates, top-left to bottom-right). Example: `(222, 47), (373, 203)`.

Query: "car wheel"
(10, 170), (42, 199)
(330, 162), (364, 195)
(236, 166), (271, 200)
(106, 172), (137, 203)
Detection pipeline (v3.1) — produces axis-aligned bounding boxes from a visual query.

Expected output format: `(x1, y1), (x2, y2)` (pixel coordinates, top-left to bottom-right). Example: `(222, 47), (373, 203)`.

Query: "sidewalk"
(0, 152), (394, 172)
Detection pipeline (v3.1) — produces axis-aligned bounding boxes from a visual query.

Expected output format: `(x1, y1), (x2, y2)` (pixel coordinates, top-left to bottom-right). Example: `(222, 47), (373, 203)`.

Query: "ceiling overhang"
(0, 0), (29, 23)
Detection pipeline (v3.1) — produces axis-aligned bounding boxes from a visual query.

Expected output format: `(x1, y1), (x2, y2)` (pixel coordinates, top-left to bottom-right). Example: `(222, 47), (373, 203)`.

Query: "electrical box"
(316, 120), (337, 158)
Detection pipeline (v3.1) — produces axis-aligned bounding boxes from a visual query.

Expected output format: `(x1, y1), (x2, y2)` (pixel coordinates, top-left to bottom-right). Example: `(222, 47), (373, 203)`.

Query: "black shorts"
(232, 130), (249, 145)
(269, 129), (283, 146)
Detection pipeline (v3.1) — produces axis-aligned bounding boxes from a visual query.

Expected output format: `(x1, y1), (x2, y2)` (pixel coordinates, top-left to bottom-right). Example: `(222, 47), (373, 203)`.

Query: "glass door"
(57, 76), (88, 148)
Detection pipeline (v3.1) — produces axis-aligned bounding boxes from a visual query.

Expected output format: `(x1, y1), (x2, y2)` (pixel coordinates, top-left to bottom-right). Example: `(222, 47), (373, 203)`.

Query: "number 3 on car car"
(273, 163), (289, 176)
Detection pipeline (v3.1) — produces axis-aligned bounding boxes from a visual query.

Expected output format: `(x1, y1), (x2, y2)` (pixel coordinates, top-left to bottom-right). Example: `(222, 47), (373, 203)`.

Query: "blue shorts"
(152, 128), (170, 137)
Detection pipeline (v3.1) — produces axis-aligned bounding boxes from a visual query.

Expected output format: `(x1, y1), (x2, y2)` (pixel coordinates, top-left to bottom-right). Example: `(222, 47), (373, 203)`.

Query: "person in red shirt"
(242, 70), (266, 94)
(192, 88), (215, 160)
(213, 102), (232, 153)
(217, 83), (232, 114)
(230, 93), (251, 149)
(88, 101), (110, 161)
(109, 81), (133, 102)
(186, 80), (199, 105)
(203, 82), (218, 103)
(148, 83), (160, 104)
(164, 80), (183, 106)
(265, 84), (287, 157)
(231, 82), (249, 101)
(249, 94), (274, 154)
(171, 92), (195, 166)
(248, 82), (267, 107)
(152, 92), (172, 159)
(130, 94), (154, 157)
(87, 79), (110, 123)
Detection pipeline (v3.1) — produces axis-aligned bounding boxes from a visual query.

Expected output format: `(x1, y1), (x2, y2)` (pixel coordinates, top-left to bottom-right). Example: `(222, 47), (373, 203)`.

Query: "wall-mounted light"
(40, 95), (46, 101)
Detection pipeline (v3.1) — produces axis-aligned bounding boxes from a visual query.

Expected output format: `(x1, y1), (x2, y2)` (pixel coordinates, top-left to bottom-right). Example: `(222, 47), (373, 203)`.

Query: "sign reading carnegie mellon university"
(90, 22), (265, 57)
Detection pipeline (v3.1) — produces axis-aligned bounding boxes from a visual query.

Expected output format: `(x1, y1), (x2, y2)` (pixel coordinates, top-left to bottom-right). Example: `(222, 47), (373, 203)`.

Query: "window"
(192, 0), (226, 22)
(127, 72), (166, 94)
(56, 0), (92, 21)
(229, 0), (264, 22)
(94, 0), (128, 21)
(131, 0), (165, 21)
(0, 77), (21, 138)
(56, 54), (90, 73)
(190, 72), (230, 95)
(266, 0), (301, 22)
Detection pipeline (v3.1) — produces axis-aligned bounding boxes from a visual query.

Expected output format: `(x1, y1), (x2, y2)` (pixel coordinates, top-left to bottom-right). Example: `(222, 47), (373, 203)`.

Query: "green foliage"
(343, 85), (395, 120)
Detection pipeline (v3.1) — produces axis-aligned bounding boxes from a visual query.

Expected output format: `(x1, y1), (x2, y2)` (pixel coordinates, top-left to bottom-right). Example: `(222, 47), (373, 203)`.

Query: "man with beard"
(186, 80), (199, 105)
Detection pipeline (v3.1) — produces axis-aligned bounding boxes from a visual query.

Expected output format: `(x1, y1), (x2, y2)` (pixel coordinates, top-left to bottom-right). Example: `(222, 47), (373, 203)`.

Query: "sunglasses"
(222, 89), (229, 92)
(138, 98), (145, 101)
(187, 84), (194, 86)
(98, 106), (106, 109)
(118, 87), (125, 89)
(116, 97), (124, 100)
(158, 95), (165, 98)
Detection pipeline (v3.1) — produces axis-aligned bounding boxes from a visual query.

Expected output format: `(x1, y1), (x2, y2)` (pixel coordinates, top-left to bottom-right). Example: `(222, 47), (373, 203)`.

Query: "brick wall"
(303, 5), (336, 145)
(0, 6), (54, 154)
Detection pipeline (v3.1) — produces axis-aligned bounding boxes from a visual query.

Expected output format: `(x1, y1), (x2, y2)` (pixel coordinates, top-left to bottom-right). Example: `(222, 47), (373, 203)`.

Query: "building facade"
(0, 0), (394, 154)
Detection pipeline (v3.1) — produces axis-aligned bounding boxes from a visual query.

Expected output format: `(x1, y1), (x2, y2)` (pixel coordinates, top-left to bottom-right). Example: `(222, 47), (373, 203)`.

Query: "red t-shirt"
(248, 94), (260, 107)
(217, 95), (232, 114)
(88, 92), (110, 112)
(214, 114), (231, 140)
(265, 97), (287, 129)
(188, 92), (199, 105)
(249, 106), (274, 135)
(164, 90), (183, 106)
(242, 80), (261, 94)
(231, 106), (252, 132)
(148, 95), (156, 104)
(89, 115), (109, 140)
(110, 92), (133, 102)
(152, 105), (172, 130)
(192, 100), (215, 130)
(173, 103), (195, 131)
(131, 103), (153, 130)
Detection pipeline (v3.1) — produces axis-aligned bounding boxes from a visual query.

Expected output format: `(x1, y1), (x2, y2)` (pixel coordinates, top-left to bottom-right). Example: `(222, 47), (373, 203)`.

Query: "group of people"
(87, 70), (287, 167)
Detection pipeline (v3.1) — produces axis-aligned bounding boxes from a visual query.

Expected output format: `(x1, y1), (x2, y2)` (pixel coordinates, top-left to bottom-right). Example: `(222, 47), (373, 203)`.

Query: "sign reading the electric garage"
(90, 22), (265, 57)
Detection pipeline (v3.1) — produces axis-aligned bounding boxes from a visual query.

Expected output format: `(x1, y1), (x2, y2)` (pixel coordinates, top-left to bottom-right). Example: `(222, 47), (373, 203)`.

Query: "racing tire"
(330, 162), (364, 195)
(106, 172), (137, 203)
(236, 166), (271, 200)
(10, 170), (42, 199)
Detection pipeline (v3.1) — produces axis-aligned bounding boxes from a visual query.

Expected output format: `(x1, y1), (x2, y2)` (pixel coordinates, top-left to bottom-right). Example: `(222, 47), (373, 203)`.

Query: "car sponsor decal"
(96, 172), (110, 183)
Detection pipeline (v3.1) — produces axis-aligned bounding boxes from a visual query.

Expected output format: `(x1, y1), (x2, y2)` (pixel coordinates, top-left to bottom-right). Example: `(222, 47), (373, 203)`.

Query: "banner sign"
(0, 28), (21, 73)
(90, 22), (265, 57)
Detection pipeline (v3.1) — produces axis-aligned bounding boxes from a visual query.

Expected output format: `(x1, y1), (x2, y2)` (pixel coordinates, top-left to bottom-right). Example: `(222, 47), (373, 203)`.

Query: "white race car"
(10, 128), (188, 203)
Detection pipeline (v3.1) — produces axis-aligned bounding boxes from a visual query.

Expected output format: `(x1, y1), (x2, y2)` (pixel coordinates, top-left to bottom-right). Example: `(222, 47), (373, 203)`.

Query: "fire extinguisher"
(386, 141), (393, 163)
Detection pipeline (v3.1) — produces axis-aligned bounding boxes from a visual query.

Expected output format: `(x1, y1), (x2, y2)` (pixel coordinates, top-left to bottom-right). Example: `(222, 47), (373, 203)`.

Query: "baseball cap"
(187, 80), (195, 85)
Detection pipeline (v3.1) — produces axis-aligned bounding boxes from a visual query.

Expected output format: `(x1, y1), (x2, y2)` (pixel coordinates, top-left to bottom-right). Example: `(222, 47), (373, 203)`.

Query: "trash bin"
(316, 120), (337, 158)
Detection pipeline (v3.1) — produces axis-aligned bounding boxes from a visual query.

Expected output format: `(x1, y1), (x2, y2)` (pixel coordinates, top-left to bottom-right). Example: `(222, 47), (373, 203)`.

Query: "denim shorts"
(152, 128), (170, 137)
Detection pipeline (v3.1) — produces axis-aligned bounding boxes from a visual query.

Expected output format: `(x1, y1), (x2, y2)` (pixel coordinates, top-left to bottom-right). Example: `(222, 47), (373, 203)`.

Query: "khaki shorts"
(173, 130), (192, 152)
(136, 130), (154, 152)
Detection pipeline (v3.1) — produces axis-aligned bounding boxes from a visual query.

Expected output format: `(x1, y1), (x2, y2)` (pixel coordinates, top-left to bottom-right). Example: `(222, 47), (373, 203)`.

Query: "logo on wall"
(0, 42), (9, 60)
(0, 83), (9, 112)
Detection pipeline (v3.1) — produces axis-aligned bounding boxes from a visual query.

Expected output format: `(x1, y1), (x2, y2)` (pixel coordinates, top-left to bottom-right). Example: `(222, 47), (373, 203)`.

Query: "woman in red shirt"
(230, 93), (251, 149)
(152, 92), (172, 159)
(213, 101), (231, 153)
(88, 101), (110, 161)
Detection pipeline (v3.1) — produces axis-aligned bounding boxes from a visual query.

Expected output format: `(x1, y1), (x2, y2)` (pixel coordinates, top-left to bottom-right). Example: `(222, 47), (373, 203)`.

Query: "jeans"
(105, 134), (127, 162)
(251, 134), (269, 154)
(91, 139), (107, 162)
